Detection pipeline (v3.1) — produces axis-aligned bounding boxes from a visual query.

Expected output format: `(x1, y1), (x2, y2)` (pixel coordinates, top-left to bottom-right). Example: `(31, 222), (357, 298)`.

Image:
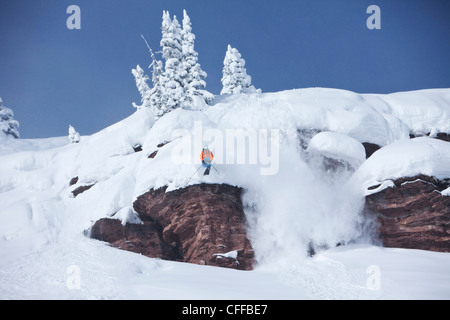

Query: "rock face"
(365, 175), (450, 252)
(91, 183), (254, 270)
(90, 218), (182, 261)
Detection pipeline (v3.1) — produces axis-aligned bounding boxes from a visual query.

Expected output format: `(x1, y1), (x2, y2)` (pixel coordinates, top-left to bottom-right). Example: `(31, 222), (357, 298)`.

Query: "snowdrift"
(1, 87), (450, 299)
(352, 137), (450, 196)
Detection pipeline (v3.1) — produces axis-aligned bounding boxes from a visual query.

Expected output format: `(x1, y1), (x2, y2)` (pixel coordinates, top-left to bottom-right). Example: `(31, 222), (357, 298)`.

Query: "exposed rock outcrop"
(90, 183), (254, 270)
(147, 141), (170, 159)
(69, 176), (79, 186)
(435, 132), (450, 142)
(69, 176), (96, 197)
(362, 142), (380, 159)
(72, 183), (95, 197)
(133, 144), (143, 152)
(147, 150), (158, 159)
(410, 132), (450, 142)
(365, 175), (450, 252)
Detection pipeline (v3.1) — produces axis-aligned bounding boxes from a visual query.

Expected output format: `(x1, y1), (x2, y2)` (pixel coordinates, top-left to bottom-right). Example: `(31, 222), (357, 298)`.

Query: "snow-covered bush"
(68, 125), (80, 143)
(0, 97), (20, 139)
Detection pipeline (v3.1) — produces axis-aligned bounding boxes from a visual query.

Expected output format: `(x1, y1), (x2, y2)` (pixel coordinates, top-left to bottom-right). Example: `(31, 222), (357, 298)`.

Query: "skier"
(200, 146), (214, 175)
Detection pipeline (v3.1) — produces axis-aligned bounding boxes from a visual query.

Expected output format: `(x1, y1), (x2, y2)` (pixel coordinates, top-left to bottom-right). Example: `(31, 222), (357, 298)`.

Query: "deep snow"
(1, 87), (450, 299)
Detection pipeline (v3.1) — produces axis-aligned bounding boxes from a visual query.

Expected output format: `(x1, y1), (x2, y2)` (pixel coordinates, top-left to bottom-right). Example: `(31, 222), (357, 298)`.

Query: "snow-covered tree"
(134, 35), (165, 120)
(131, 65), (152, 110)
(149, 56), (165, 119)
(160, 11), (186, 112)
(68, 125), (80, 143)
(181, 10), (213, 106)
(133, 10), (212, 119)
(0, 97), (20, 139)
(221, 45), (258, 95)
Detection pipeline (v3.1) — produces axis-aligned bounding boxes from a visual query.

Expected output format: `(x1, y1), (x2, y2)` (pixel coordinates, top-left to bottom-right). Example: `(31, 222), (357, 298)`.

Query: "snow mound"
(441, 187), (450, 197)
(351, 137), (450, 195)
(363, 89), (450, 135)
(307, 131), (366, 168)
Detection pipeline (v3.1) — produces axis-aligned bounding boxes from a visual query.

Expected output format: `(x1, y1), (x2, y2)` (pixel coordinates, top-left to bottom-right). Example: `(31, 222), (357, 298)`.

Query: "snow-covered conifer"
(68, 125), (80, 143)
(138, 34), (166, 120)
(160, 12), (186, 112)
(221, 45), (258, 95)
(149, 57), (165, 119)
(0, 97), (20, 139)
(181, 10), (213, 106)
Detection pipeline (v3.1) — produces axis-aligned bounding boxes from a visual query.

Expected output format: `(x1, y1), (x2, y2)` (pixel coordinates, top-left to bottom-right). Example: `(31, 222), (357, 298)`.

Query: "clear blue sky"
(1, 0), (449, 138)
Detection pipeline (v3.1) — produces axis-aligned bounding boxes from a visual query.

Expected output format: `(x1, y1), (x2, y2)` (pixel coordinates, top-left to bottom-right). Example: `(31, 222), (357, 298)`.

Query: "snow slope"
(1, 87), (450, 299)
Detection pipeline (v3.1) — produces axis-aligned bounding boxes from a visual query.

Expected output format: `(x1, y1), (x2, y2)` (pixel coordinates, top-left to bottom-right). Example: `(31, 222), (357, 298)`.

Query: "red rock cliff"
(91, 183), (254, 270)
(365, 175), (450, 252)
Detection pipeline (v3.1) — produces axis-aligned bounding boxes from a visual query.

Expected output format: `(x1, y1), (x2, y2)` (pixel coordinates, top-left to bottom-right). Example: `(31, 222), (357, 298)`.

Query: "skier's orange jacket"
(200, 149), (214, 163)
